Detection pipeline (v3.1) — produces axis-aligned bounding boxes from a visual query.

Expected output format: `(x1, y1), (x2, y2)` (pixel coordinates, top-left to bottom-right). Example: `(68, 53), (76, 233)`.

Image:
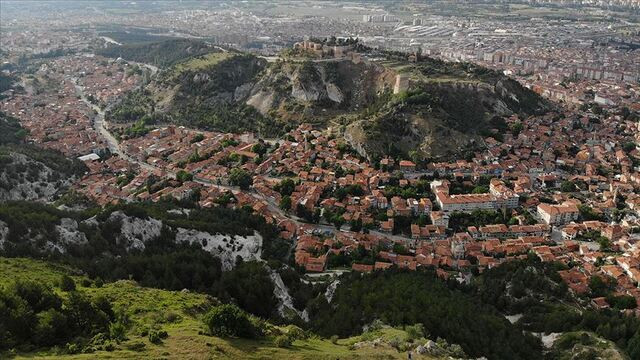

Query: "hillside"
(3, 206), (638, 359)
(96, 39), (220, 68)
(106, 51), (281, 136)
(547, 332), (628, 360)
(0, 200), (312, 322)
(1, 257), (450, 360)
(0, 112), (86, 202)
(107, 45), (549, 158)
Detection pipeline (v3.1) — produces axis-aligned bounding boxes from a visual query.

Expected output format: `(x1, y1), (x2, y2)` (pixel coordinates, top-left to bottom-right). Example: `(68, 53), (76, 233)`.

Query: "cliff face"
(241, 59), (397, 122)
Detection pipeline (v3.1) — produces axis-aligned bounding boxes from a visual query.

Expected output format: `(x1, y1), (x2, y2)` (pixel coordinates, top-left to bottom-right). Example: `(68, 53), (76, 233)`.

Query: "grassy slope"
(549, 331), (628, 360)
(2, 258), (440, 360)
(171, 52), (234, 75)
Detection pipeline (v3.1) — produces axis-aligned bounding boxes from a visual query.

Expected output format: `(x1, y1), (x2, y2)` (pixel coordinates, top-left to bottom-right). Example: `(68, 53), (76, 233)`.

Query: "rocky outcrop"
(175, 228), (262, 271)
(108, 211), (163, 251)
(269, 268), (309, 322)
(0, 152), (74, 202)
(55, 218), (88, 247)
(0, 220), (8, 250)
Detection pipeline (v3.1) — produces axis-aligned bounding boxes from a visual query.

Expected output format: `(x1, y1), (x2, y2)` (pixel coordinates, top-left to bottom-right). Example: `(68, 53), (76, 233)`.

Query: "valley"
(1, 2), (640, 359)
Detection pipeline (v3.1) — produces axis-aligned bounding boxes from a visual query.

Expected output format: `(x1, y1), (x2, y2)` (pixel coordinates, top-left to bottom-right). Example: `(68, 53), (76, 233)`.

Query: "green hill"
(96, 39), (219, 68)
(1, 257), (447, 360)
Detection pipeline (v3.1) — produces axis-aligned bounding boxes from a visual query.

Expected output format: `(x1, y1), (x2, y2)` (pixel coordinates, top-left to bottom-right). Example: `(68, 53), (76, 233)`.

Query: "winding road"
(73, 72), (417, 254)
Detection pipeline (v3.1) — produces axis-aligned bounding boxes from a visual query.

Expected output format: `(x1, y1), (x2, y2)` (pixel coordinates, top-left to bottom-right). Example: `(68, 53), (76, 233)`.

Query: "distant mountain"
(107, 44), (550, 159)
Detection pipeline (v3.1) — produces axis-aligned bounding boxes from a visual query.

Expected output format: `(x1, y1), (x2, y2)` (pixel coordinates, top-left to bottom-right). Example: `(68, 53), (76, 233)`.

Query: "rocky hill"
(107, 45), (550, 159)
(0, 112), (86, 202)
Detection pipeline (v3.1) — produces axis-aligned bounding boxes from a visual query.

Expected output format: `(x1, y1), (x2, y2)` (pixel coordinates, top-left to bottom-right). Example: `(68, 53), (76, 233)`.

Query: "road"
(73, 81), (160, 174)
(74, 77), (420, 250)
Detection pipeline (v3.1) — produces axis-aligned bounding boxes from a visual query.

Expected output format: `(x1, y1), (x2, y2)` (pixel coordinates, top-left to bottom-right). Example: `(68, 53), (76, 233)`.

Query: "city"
(1, 1), (640, 359)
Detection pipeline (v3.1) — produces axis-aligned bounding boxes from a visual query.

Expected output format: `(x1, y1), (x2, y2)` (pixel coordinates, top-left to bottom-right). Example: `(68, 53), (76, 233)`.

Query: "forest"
(306, 268), (543, 360)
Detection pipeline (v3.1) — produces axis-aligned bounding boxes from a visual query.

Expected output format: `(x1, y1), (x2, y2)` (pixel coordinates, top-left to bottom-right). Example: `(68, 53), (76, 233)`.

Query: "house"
(537, 202), (579, 225)
(399, 160), (416, 172)
(352, 263), (374, 273)
(430, 211), (450, 228)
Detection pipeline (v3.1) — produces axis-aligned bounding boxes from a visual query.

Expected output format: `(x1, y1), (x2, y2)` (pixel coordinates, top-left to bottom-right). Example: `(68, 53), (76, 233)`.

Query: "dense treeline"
(307, 269), (543, 360)
(0, 112), (28, 144)
(0, 279), (115, 352)
(0, 74), (16, 94)
(97, 39), (218, 68)
(476, 258), (640, 358)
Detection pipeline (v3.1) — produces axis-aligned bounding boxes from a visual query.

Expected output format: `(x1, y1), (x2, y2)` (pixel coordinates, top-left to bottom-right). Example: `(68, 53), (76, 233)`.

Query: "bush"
(59, 275), (76, 292)
(148, 329), (168, 344)
(203, 304), (256, 338)
(285, 325), (306, 341)
(125, 341), (146, 351)
(274, 334), (292, 348)
(164, 311), (181, 323)
(405, 323), (425, 341)
(109, 322), (127, 342)
(330, 335), (339, 344)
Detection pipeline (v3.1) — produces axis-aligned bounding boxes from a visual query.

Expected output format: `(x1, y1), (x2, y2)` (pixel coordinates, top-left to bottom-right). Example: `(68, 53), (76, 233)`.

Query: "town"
(2, 1), (640, 358)
(2, 43), (640, 317)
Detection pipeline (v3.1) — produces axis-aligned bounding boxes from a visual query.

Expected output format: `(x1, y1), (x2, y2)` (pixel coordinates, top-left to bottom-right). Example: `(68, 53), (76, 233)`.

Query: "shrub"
(405, 323), (425, 341)
(164, 311), (181, 323)
(285, 325), (306, 341)
(330, 335), (339, 344)
(66, 343), (80, 354)
(80, 278), (92, 287)
(203, 304), (256, 338)
(59, 275), (76, 292)
(148, 329), (168, 344)
(388, 337), (401, 350)
(125, 341), (146, 351)
(109, 322), (127, 342)
(274, 334), (292, 348)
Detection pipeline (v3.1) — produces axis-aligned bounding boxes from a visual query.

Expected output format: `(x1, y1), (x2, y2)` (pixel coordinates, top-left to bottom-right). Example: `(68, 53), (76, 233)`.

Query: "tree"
(597, 236), (611, 252)
(350, 219), (362, 232)
(628, 330), (640, 360)
(623, 142), (636, 153)
(560, 181), (576, 193)
(279, 195), (292, 211)
(229, 168), (252, 190)
(203, 304), (257, 338)
(251, 142), (268, 156)
(405, 323), (425, 341)
(191, 133), (205, 143)
(472, 186), (488, 194)
(176, 170), (193, 183)
(59, 275), (76, 292)
(510, 121), (524, 137)
(275, 178), (296, 196)
(589, 275), (612, 297)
